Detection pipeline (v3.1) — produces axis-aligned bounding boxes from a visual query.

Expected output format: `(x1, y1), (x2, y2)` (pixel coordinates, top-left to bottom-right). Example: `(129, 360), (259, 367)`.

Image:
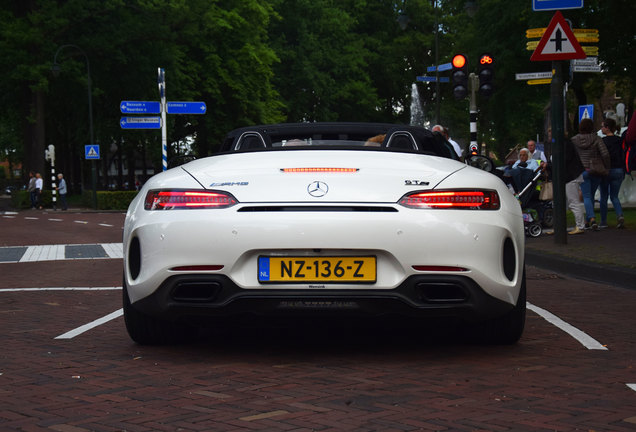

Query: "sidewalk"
(525, 226), (636, 290)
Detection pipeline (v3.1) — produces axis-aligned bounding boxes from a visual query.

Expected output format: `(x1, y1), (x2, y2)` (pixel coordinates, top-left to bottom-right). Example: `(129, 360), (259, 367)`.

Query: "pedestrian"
(527, 139), (547, 163)
(432, 125), (463, 159)
(56, 173), (68, 211)
(27, 171), (37, 209)
(571, 118), (610, 230)
(598, 118), (625, 229)
(512, 148), (540, 171)
(563, 138), (586, 234)
(34, 172), (44, 210)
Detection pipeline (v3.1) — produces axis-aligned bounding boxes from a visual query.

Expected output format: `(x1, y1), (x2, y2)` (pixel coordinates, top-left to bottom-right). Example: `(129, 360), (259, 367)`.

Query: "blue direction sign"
(426, 62), (452, 73)
(120, 101), (160, 114)
(120, 117), (162, 129)
(533, 0), (583, 11)
(416, 76), (450, 83)
(166, 101), (207, 114)
(85, 145), (100, 160)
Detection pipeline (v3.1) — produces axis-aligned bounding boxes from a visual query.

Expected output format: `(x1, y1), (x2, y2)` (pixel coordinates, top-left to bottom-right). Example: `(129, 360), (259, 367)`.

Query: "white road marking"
(24, 217), (39, 220)
(527, 302), (608, 350)
(74, 220), (88, 224)
(628, 384), (636, 392)
(102, 243), (123, 258)
(2, 215), (15, 219)
(48, 218), (63, 222)
(99, 223), (114, 227)
(19, 245), (65, 262)
(55, 308), (123, 340)
(0, 287), (121, 293)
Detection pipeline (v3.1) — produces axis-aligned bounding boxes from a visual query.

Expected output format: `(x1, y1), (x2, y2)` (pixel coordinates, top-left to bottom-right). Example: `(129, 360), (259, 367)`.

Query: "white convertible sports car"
(123, 123), (525, 345)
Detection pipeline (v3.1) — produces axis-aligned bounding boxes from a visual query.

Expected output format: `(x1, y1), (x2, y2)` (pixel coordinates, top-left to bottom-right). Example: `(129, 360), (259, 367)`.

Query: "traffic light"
(451, 54), (468, 100)
(478, 53), (494, 98)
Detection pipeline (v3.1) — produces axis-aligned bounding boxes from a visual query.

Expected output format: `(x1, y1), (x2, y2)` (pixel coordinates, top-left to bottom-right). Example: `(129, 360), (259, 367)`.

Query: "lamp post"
(52, 44), (97, 209)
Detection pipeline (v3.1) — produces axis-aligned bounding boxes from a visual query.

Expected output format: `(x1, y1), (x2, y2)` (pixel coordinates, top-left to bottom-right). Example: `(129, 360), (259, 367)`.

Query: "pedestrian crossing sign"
(85, 145), (100, 160)
(579, 104), (594, 123)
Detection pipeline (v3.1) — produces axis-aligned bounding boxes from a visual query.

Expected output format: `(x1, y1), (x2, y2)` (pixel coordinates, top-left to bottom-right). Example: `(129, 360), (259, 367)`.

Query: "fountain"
(409, 83), (426, 127)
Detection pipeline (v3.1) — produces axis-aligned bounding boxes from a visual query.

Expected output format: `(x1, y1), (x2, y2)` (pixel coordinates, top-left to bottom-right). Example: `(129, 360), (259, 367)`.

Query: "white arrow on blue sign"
(120, 101), (161, 114)
(120, 117), (162, 129)
(533, 0), (583, 11)
(166, 101), (207, 114)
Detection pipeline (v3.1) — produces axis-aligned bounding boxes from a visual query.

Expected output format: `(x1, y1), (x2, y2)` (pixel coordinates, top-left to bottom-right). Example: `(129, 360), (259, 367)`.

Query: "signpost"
(416, 76), (449, 83)
(530, 11), (586, 62)
(166, 101), (207, 114)
(120, 69), (207, 171)
(532, 0), (583, 11)
(515, 72), (553, 80)
(120, 101), (161, 114)
(579, 104), (594, 123)
(529, 10), (587, 245)
(85, 145), (100, 160)
(120, 117), (162, 129)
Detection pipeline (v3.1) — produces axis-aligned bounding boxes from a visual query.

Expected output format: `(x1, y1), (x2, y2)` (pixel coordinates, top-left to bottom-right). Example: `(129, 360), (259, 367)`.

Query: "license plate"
(258, 256), (376, 283)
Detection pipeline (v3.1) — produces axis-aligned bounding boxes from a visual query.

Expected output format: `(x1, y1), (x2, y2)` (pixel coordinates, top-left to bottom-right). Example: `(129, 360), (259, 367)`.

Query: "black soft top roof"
(219, 122), (457, 159)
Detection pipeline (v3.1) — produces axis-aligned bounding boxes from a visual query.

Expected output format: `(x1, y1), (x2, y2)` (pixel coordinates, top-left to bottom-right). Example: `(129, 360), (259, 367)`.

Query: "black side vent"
(238, 206), (398, 213)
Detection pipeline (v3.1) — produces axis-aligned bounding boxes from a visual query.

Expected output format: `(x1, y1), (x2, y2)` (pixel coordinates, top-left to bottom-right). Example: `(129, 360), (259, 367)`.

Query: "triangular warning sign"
(530, 11), (586, 62)
(87, 146), (98, 157)
(582, 109), (591, 119)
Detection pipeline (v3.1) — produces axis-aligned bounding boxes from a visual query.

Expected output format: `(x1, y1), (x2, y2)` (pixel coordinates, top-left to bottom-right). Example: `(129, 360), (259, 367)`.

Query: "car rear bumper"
(130, 273), (515, 324)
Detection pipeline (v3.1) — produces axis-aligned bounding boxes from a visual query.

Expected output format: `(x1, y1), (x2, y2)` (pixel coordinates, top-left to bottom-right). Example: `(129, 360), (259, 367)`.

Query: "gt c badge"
(307, 181), (329, 197)
(405, 180), (430, 186)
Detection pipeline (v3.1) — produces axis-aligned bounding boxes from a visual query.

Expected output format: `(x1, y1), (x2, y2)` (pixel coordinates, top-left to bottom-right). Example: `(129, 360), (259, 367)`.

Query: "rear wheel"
(123, 277), (194, 345)
(472, 270), (526, 345)
(542, 207), (554, 228)
(527, 223), (542, 237)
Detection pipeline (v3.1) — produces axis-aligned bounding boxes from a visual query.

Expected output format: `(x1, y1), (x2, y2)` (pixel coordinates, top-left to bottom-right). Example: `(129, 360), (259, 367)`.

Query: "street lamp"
(52, 44), (97, 209)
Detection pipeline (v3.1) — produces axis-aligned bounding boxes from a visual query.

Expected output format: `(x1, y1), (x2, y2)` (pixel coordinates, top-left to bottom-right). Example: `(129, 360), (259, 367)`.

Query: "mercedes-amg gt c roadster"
(123, 123), (525, 344)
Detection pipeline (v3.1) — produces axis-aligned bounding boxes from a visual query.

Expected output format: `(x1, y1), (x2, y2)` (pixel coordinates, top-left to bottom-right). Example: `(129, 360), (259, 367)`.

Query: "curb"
(525, 248), (636, 290)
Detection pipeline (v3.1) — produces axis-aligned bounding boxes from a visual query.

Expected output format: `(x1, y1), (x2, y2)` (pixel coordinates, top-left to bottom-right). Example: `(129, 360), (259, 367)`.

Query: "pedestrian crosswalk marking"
(0, 243), (123, 263)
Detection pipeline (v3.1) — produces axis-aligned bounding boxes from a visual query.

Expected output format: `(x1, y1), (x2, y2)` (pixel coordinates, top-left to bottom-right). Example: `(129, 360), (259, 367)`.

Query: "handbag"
(588, 157), (608, 177)
(539, 181), (553, 200)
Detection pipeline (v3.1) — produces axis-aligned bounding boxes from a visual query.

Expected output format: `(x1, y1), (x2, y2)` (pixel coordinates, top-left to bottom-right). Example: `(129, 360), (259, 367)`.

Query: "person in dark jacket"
(571, 118), (610, 230)
(599, 118), (625, 229)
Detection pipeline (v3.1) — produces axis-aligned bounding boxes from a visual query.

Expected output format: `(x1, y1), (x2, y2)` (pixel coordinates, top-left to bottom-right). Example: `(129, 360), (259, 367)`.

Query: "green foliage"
(94, 190), (138, 210)
(1, 0), (634, 173)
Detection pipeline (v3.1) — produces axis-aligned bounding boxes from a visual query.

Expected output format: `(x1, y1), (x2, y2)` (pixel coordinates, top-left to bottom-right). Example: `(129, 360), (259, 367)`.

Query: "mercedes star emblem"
(307, 181), (329, 197)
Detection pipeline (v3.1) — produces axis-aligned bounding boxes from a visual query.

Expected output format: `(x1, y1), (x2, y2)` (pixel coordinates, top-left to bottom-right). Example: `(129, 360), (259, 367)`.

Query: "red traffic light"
(452, 54), (467, 69)
(479, 54), (494, 65)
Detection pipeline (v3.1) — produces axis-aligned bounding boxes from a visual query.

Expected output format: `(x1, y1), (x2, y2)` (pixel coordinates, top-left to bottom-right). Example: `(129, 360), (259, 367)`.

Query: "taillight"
(399, 190), (500, 210)
(144, 190), (237, 210)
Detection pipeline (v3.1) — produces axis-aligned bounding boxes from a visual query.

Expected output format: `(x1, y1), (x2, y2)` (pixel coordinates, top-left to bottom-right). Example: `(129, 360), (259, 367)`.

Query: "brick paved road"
(1, 210), (636, 431)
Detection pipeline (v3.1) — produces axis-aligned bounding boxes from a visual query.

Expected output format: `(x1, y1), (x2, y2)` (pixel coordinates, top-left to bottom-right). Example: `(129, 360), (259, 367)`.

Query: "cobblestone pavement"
(1, 207), (636, 431)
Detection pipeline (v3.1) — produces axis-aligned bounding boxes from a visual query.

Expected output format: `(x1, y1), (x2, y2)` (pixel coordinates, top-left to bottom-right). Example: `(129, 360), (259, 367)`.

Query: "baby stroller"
(509, 167), (545, 237)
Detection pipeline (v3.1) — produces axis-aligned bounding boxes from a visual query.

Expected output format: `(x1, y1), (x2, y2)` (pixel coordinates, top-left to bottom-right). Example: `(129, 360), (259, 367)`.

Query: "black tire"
(122, 277), (193, 345)
(542, 207), (554, 228)
(528, 223), (542, 237)
(472, 270), (526, 345)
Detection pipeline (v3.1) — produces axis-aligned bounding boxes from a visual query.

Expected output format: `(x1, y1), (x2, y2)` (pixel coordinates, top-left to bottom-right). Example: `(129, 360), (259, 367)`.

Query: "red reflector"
(281, 168), (358, 173)
(145, 190), (237, 210)
(412, 265), (468, 272)
(399, 190), (500, 210)
(171, 265), (224, 271)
